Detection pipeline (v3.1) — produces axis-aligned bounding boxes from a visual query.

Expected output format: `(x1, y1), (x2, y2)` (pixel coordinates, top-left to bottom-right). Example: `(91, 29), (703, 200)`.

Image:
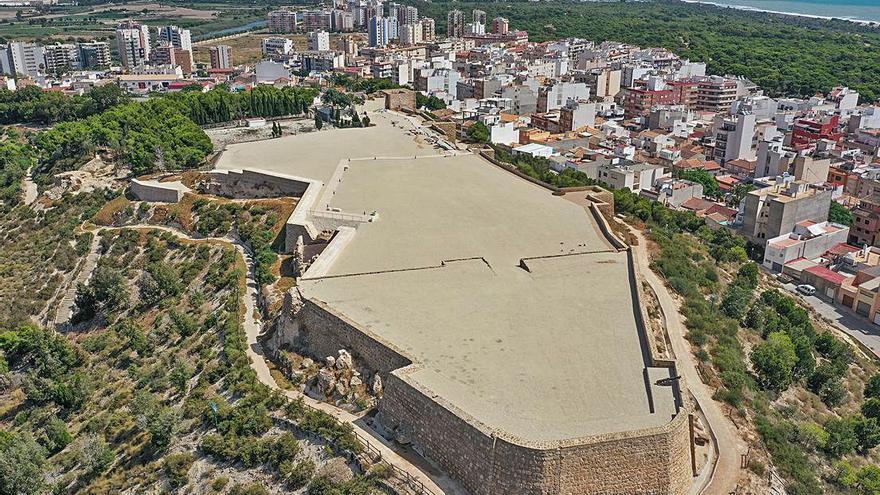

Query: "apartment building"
(209, 45), (232, 70)
(43, 43), (79, 73)
(307, 30), (331, 51)
(157, 25), (192, 51)
(447, 9), (465, 38)
(268, 9), (299, 33)
(791, 114), (843, 149)
(763, 220), (850, 271)
(537, 81), (589, 113)
(116, 21), (151, 68)
(696, 76), (754, 113)
(596, 160), (669, 192)
(78, 41), (111, 69)
(739, 180), (834, 244)
(261, 37), (294, 58)
(711, 112), (757, 163)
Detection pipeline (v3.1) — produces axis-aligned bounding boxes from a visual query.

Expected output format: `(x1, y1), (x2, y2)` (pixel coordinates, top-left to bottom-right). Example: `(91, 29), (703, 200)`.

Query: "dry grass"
(193, 33), (306, 66)
(92, 195), (132, 226)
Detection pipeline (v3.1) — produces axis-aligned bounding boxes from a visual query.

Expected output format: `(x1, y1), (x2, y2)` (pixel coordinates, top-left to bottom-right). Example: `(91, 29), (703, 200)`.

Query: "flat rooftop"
(221, 110), (677, 442)
(215, 111), (434, 184)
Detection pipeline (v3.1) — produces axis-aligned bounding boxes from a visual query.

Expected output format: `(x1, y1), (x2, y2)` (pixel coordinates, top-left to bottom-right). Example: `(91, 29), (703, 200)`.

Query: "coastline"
(679, 0), (880, 26)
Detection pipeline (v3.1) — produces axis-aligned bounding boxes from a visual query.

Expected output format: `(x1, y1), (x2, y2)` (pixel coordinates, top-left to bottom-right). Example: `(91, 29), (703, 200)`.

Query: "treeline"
(407, 0), (880, 101)
(165, 86), (319, 126)
(492, 146), (598, 188)
(0, 84), (129, 125)
(0, 128), (35, 208)
(31, 98), (213, 177)
(329, 73), (402, 94)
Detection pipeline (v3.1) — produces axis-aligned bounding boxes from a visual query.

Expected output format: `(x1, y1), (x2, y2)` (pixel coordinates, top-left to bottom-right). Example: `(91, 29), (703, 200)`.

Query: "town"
(5, 1), (880, 494)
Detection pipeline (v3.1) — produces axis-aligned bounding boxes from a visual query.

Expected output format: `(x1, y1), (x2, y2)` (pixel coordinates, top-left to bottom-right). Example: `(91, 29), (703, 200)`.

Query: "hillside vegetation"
(615, 189), (880, 494)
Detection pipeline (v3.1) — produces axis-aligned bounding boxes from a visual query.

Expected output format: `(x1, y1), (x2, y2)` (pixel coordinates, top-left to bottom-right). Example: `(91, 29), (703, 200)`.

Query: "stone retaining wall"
(130, 179), (188, 203)
(282, 278), (692, 495)
(379, 368), (692, 495)
(281, 297), (412, 376)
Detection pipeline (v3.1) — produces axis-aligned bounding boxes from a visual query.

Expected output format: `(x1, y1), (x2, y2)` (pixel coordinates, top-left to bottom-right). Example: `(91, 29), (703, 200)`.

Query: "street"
(778, 281), (880, 358)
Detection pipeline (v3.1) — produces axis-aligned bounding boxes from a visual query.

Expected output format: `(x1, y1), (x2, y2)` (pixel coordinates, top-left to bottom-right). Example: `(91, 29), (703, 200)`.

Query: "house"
(762, 220), (850, 271)
(596, 160), (668, 193)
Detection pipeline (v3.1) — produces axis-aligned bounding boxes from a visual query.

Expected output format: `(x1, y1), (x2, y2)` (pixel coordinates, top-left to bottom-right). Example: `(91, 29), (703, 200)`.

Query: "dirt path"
(628, 226), (745, 495)
(78, 223), (458, 494)
(53, 233), (102, 327)
(23, 167), (38, 206)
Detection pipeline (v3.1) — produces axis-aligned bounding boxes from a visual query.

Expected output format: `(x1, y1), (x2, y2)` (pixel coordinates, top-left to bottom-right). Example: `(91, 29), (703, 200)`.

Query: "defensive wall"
(279, 251), (692, 495)
(269, 147), (693, 494)
(130, 178), (190, 203)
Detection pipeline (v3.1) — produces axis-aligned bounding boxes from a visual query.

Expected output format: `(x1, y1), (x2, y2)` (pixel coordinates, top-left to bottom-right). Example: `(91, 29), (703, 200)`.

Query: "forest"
(405, 0), (880, 102)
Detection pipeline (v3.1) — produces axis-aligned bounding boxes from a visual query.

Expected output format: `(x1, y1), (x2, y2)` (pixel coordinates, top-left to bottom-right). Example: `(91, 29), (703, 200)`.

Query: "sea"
(682, 0), (880, 24)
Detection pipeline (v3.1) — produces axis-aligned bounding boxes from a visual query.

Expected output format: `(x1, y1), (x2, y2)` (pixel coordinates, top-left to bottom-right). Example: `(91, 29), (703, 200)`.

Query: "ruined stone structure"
(380, 88), (417, 112)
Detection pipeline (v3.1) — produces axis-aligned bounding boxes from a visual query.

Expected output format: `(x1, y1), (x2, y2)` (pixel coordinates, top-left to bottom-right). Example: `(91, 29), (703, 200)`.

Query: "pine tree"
(314, 111), (323, 130)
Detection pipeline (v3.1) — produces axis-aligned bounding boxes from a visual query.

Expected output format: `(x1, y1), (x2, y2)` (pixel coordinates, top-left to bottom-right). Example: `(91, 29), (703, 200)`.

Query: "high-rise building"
(421, 17), (436, 41)
(395, 5), (418, 24)
(331, 9), (355, 32)
(209, 45), (232, 69)
(116, 21), (151, 68)
(446, 9), (465, 38)
(368, 16), (398, 48)
(78, 41), (111, 69)
(150, 43), (176, 66)
(303, 10), (333, 32)
(7, 41), (45, 77)
(43, 43), (80, 73)
(174, 48), (193, 75)
(399, 22), (423, 46)
(268, 9), (299, 33)
(157, 25), (192, 51)
(308, 30), (331, 51)
(466, 21), (485, 36)
(340, 35), (359, 56)
(491, 17), (509, 35)
(472, 9), (487, 25)
(712, 112), (757, 163)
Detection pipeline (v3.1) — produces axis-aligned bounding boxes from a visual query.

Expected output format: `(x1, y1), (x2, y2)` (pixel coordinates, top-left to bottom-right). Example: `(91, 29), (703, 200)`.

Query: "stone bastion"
(221, 145), (695, 494)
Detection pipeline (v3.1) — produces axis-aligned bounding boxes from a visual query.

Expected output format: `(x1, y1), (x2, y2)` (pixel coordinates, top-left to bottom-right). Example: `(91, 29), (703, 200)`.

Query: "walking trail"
(73, 224), (457, 495)
(628, 226), (745, 495)
(22, 167), (38, 206)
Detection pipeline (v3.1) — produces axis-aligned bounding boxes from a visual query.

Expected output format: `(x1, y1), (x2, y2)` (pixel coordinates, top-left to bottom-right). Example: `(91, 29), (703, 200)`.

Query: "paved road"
(778, 281), (880, 358)
(628, 226), (745, 495)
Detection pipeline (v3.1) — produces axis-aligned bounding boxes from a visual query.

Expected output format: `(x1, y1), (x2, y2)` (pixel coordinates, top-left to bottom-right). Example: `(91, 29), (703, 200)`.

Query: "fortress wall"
(289, 299), (412, 375)
(130, 180), (186, 203)
(207, 168), (312, 198)
(379, 368), (692, 495)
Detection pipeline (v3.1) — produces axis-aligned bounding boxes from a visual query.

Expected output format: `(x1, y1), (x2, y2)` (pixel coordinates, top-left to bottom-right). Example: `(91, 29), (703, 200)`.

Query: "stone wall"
(278, 296), (412, 376)
(379, 369), (692, 495)
(130, 179), (188, 203)
(206, 168), (311, 199)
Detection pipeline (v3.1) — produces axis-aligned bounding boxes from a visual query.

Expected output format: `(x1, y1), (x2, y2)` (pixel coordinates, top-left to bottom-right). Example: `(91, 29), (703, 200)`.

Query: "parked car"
(797, 284), (816, 296)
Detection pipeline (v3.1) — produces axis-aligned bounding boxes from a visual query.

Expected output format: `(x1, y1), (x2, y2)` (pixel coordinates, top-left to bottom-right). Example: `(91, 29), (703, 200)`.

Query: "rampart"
(130, 178), (189, 203)
(282, 247), (693, 495)
(380, 368), (691, 495)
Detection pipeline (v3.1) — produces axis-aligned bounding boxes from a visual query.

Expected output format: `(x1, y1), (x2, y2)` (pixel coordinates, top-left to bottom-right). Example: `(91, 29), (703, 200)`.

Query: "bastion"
(217, 110), (693, 495)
